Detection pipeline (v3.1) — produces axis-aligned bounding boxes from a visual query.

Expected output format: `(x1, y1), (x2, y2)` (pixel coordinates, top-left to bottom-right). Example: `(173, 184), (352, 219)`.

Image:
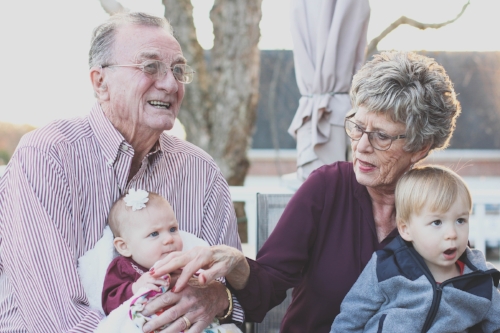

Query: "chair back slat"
(253, 193), (293, 333)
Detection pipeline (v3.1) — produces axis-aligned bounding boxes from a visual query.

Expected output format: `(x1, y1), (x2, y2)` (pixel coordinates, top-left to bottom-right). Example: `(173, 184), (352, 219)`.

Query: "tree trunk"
(163, 0), (262, 186)
(163, 0), (213, 150)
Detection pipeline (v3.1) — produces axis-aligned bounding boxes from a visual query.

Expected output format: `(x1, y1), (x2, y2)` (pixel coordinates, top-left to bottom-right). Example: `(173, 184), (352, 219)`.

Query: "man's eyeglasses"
(102, 60), (195, 84)
(344, 118), (406, 151)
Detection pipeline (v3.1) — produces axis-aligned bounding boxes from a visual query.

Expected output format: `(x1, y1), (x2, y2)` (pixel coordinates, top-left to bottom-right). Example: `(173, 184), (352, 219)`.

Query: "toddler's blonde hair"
(396, 165), (472, 226)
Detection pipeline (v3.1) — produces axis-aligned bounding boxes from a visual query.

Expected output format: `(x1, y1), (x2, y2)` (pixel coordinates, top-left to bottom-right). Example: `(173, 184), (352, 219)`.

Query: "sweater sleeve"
(231, 165), (331, 322)
(330, 253), (385, 332)
(101, 258), (137, 315)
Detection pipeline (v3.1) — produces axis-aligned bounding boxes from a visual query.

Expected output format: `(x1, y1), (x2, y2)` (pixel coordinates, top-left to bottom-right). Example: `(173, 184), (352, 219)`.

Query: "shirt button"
(121, 144), (128, 151)
(107, 158), (114, 166)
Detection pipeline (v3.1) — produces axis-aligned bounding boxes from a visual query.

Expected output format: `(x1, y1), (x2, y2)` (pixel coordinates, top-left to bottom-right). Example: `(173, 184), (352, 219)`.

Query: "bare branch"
(366, 0), (470, 58)
(99, 0), (126, 16)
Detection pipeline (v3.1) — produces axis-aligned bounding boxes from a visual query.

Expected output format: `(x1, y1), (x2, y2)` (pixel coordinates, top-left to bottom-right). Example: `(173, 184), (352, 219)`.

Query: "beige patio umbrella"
(288, 0), (370, 180)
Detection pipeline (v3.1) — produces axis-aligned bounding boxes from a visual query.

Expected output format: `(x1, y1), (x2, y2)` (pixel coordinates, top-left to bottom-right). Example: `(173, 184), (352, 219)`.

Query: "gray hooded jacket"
(330, 236), (500, 333)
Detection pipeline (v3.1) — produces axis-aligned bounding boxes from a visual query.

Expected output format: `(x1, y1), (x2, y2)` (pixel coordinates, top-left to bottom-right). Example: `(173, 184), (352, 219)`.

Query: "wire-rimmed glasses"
(102, 60), (195, 84)
(344, 118), (406, 151)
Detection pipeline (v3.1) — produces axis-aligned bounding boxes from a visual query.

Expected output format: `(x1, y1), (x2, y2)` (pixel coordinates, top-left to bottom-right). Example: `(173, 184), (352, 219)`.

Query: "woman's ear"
(410, 143), (432, 164)
(397, 220), (413, 242)
(90, 67), (110, 101)
(113, 237), (132, 257)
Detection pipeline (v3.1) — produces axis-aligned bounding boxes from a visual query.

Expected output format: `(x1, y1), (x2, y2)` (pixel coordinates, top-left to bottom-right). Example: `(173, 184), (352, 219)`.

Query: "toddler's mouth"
(444, 247), (457, 255)
(443, 247), (458, 260)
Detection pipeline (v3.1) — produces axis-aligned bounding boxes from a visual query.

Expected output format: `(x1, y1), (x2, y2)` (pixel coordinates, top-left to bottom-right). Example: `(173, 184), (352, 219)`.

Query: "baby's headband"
(124, 189), (149, 211)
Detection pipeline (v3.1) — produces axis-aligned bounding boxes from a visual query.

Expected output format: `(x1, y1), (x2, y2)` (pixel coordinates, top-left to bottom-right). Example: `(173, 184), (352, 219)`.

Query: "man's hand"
(132, 273), (170, 294)
(141, 280), (228, 333)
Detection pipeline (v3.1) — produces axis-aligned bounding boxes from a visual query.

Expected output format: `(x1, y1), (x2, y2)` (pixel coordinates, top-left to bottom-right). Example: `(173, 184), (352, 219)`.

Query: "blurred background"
(1, 0), (499, 264)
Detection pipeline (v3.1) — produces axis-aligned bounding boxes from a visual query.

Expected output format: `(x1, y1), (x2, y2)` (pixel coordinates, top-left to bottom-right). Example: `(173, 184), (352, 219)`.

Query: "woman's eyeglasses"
(344, 118), (406, 151)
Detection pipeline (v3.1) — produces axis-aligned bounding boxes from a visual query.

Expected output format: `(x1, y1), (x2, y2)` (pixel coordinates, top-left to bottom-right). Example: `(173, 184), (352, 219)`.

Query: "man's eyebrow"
(138, 51), (162, 60)
(137, 52), (187, 64)
(172, 56), (187, 64)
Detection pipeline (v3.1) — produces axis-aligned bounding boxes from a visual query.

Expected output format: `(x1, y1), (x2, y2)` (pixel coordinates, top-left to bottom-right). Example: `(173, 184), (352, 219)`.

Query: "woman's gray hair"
(89, 12), (174, 68)
(350, 51), (461, 153)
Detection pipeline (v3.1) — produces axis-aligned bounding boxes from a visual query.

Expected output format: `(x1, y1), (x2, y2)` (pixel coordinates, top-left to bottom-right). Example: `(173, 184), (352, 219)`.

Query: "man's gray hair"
(89, 12), (174, 68)
(350, 51), (461, 153)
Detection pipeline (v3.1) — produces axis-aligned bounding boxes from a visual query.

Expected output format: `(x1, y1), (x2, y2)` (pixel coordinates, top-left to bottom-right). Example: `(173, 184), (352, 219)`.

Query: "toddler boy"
(331, 166), (500, 332)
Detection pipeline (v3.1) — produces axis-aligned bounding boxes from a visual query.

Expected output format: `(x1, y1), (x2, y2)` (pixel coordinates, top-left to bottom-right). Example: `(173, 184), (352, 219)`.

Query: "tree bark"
(163, 0), (262, 186)
(163, 0), (213, 151)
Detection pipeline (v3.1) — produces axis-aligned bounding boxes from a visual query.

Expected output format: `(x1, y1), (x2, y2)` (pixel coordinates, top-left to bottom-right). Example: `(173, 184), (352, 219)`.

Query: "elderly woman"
(145, 51), (461, 333)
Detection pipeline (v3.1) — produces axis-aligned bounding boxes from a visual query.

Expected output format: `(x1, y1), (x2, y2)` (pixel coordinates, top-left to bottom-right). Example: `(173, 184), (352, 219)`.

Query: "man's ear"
(397, 220), (413, 242)
(113, 237), (132, 257)
(90, 67), (110, 101)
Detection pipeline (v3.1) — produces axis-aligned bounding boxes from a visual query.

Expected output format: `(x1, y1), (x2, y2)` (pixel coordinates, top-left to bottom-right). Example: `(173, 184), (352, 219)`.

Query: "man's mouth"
(148, 100), (171, 109)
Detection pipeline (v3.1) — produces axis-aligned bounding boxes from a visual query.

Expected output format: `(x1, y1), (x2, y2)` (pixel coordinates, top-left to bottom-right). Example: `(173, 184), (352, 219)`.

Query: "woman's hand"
(141, 280), (227, 333)
(150, 245), (250, 291)
(132, 272), (170, 294)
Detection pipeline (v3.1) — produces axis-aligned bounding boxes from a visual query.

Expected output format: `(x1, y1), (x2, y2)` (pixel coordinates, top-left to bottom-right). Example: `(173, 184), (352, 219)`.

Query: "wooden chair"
(250, 193), (293, 333)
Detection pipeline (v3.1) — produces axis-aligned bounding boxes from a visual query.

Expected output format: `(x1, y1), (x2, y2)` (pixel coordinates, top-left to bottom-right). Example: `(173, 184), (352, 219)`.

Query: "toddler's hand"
(132, 272), (170, 294)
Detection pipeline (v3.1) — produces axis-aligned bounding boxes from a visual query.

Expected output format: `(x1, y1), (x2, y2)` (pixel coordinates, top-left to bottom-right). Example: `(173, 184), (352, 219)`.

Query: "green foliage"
(0, 122), (35, 162)
(0, 150), (9, 165)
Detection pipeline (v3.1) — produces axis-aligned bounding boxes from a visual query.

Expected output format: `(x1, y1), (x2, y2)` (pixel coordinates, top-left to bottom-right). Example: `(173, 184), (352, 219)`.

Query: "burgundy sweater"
(101, 256), (148, 315)
(232, 162), (398, 333)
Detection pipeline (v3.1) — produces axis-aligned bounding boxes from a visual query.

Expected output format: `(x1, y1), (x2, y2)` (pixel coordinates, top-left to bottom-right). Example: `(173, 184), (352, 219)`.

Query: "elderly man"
(0, 12), (242, 333)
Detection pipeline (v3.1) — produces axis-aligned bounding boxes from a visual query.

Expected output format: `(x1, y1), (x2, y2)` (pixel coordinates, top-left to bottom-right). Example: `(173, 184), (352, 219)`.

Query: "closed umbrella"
(289, 0), (370, 180)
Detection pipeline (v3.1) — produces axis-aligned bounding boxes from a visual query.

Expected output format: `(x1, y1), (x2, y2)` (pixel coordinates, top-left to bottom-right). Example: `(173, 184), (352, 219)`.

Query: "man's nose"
(155, 68), (179, 92)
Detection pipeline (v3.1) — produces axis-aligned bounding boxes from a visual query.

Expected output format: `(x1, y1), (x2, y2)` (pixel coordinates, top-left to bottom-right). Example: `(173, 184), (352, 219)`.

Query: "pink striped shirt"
(0, 103), (243, 332)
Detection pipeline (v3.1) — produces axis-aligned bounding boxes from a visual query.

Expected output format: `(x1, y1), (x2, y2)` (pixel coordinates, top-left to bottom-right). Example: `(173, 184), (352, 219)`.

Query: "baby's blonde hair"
(108, 191), (166, 237)
(395, 165), (472, 226)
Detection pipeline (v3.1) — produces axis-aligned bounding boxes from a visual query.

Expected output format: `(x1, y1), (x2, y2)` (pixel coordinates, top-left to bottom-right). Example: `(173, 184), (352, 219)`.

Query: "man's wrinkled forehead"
(136, 50), (186, 65)
(113, 23), (185, 63)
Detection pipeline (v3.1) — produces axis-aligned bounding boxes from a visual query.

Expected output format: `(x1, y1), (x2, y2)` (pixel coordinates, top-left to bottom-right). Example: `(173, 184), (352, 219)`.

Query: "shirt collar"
(146, 140), (163, 171)
(88, 102), (164, 166)
(88, 102), (127, 166)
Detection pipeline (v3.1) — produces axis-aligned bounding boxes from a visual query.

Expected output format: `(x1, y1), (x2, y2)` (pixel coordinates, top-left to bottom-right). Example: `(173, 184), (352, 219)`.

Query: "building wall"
(247, 149), (500, 177)
(252, 51), (500, 151)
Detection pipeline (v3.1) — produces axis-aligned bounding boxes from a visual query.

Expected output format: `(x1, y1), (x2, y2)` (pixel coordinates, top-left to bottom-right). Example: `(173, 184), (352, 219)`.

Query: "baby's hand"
(132, 273), (170, 294)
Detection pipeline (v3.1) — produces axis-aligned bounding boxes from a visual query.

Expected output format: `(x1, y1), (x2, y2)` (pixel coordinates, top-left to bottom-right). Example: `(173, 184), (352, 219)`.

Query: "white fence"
(469, 190), (500, 255)
(231, 185), (500, 258)
(230, 185), (293, 259)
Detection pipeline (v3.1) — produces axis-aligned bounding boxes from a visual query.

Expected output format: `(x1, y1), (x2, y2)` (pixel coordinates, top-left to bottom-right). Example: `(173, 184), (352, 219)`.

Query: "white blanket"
(77, 226), (241, 333)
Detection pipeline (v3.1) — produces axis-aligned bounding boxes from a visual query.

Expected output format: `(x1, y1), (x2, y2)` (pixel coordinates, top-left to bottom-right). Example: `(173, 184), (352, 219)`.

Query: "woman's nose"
(356, 132), (373, 152)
